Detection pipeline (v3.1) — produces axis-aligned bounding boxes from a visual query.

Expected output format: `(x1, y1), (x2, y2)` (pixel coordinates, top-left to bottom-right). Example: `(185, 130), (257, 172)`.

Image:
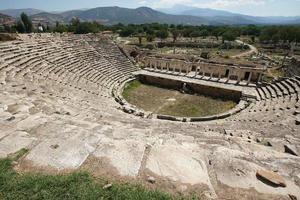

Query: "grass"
(263, 68), (286, 83)
(122, 80), (142, 99)
(159, 95), (236, 117)
(123, 81), (237, 117)
(0, 149), (176, 200)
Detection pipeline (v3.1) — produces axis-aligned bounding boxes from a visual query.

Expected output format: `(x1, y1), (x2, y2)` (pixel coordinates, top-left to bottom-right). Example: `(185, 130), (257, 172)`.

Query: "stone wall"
(139, 74), (242, 101)
(143, 57), (266, 83)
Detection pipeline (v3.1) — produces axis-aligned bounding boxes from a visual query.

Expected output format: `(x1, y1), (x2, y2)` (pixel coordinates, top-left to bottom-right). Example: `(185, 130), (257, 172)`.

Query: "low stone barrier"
(157, 115), (179, 121)
(116, 77), (250, 122)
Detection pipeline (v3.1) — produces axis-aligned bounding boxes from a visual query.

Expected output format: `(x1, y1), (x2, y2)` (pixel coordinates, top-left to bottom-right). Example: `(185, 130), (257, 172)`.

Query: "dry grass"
(123, 81), (237, 117)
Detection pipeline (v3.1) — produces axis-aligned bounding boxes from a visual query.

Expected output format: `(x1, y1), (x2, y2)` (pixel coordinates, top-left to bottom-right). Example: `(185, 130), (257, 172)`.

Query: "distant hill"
(0, 8), (44, 18)
(0, 13), (15, 25)
(59, 10), (84, 22)
(159, 5), (236, 17)
(31, 12), (65, 25)
(1, 6), (299, 26)
(159, 5), (300, 25)
(72, 7), (210, 25)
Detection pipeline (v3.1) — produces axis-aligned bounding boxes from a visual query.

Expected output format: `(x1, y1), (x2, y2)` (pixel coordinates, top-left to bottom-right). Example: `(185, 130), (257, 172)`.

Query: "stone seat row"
(256, 78), (300, 101)
(0, 34), (138, 98)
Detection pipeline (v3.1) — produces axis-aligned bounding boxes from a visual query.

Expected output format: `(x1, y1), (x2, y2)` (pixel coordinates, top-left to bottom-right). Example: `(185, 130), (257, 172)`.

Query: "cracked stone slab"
(214, 146), (300, 198)
(146, 143), (211, 186)
(0, 131), (10, 140)
(16, 114), (48, 131)
(93, 138), (145, 177)
(25, 138), (95, 170)
(0, 131), (36, 158)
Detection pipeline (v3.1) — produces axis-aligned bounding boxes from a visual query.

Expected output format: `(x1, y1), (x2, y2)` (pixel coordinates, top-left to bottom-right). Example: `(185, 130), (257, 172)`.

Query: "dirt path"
(232, 40), (258, 58)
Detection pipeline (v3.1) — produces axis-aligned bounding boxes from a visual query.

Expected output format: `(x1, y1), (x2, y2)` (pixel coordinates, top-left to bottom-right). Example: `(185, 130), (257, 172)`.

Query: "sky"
(0, 0), (300, 16)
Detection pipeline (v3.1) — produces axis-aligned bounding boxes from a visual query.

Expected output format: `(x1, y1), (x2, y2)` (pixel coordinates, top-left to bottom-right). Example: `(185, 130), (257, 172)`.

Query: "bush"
(75, 22), (99, 34)
(0, 33), (16, 41)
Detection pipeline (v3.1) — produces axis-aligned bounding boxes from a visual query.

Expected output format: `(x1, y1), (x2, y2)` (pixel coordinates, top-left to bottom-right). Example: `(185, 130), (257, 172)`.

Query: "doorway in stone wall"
(225, 69), (230, 77)
(244, 72), (250, 80)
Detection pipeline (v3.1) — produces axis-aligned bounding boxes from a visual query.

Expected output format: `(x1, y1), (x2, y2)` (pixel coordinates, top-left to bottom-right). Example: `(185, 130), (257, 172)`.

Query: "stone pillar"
(195, 67), (199, 77)
(210, 72), (213, 79)
(155, 61), (158, 70)
(237, 74), (241, 83)
(258, 73), (262, 83)
(247, 72), (252, 84)
(227, 69), (231, 82)
(218, 71), (221, 79)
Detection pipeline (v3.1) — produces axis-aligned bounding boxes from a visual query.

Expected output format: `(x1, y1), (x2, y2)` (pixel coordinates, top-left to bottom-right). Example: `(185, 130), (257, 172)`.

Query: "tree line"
(1, 13), (300, 44)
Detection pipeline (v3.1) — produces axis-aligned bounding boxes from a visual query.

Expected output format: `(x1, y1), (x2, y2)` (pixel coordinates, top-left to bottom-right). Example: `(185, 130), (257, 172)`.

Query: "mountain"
(60, 10), (84, 22)
(0, 8), (44, 18)
(72, 7), (209, 25)
(159, 5), (235, 17)
(30, 7), (210, 25)
(0, 13), (15, 24)
(159, 5), (300, 25)
(76, 7), (206, 24)
(1, 6), (299, 26)
(30, 12), (65, 24)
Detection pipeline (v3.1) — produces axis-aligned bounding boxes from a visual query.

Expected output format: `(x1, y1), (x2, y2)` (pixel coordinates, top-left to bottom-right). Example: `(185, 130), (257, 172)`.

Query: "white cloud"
(152, 0), (271, 8)
(198, 0), (267, 8)
(152, 0), (194, 8)
(138, 0), (148, 5)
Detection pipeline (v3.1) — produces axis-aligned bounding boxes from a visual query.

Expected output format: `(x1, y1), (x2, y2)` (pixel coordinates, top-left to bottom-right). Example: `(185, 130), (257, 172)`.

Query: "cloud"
(198, 0), (267, 8)
(152, 0), (194, 8)
(152, 0), (271, 8)
(138, 0), (148, 5)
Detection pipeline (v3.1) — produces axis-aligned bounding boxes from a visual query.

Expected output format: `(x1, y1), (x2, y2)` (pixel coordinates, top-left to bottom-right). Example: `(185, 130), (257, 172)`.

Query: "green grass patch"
(122, 80), (142, 99)
(123, 81), (237, 117)
(158, 95), (236, 117)
(0, 152), (177, 200)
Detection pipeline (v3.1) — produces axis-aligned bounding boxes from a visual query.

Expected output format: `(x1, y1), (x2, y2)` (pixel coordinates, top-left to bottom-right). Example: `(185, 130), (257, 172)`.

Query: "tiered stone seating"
(0, 33), (138, 98)
(242, 78), (300, 116)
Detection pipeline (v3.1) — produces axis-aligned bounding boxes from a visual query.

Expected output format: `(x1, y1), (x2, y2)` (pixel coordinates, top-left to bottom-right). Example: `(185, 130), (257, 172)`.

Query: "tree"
(20, 12), (33, 33)
(16, 20), (25, 33)
(146, 34), (155, 42)
(199, 29), (209, 39)
(119, 27), (135, 37)
(171, 29), (180, 43)
(135, 28), (145, 45)
(54, 22), (68, 33)
(46, 25), (51, 32)
(4, 25), (12, 33)
(212, 29), (221, 41)
(242, 25), (260, 38)
(156, 30), (169, 41)
(259, 26), (277, 42)
(222, 30), (237, 43)
(68, 18), (81, 32)
(189, 31), (201, 41)
(75, 22), (99, 34)
(251, 35), (255, 43)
